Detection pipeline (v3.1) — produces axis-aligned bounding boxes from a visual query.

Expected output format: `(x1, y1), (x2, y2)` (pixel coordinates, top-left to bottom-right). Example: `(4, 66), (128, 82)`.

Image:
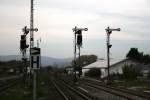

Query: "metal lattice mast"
(30, 1), (36, 100)
(30, 0), (34, 48)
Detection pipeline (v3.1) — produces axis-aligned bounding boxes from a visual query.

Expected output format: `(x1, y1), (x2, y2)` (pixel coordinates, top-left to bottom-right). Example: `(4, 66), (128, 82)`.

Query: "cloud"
(0, 0), (150, 58)
(0, 0), (29, 7)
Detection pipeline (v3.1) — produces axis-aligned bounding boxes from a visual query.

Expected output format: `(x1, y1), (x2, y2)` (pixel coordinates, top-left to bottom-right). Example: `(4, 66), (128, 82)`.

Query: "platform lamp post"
(105, 26), (121, 84)
(72, 26), (88, 83)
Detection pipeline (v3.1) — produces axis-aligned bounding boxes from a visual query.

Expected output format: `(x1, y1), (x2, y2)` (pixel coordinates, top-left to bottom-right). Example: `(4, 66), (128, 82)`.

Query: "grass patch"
(37, 70), (50, 97)
(0, 83), (32, 100)
(0, 69), (51, 100)
(111, 79), (150, 92)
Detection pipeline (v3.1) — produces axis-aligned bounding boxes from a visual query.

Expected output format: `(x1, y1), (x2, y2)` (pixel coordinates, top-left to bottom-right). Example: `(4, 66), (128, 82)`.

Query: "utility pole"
(105, 26), (121, 84)
(72, 26), (88, 83)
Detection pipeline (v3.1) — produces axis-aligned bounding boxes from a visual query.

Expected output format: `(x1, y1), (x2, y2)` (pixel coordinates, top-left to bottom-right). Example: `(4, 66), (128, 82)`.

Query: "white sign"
(31, 48), (41, 70)
(31, 55), (40, 70)
(31, 47), (40, 55)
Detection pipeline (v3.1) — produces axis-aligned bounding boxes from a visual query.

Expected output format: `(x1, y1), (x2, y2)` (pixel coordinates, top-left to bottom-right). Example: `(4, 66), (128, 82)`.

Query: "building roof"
(83, 59), (126, 69)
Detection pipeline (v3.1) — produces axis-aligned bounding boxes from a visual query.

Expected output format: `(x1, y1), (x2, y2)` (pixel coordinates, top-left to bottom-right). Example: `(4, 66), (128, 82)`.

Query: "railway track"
(50, 76), (93, 100)
(80, 77), (150, 100)
(0, 77), (20, 93)
(49, 77), (67, 100)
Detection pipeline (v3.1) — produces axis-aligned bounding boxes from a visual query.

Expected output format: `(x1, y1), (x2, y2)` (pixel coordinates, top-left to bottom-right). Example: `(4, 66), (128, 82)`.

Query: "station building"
(82, 59), (137, 78)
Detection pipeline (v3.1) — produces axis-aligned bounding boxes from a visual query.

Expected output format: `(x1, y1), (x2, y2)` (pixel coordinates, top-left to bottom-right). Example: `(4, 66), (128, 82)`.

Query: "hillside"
(0, 55), (72, 67)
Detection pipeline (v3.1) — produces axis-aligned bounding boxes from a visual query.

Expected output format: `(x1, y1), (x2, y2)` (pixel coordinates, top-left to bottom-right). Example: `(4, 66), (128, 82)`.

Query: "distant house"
(82, 59), (137, 78)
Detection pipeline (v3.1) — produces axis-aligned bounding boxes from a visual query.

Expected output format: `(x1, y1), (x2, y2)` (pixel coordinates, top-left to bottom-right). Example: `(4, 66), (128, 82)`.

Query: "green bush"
(122, 64), (141, 80)
(110, 72), (123, 80)
(147, 71), (150, 79)
(85, 68), (101, 78)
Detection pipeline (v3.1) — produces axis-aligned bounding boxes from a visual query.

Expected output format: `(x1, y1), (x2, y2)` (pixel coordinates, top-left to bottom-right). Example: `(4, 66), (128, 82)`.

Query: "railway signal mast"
(72, 26), (88, 83)
(20, 26), (29, 62)
(105, 26), (121, 84)
(20, 26), (29, 85)
(29, 0), (40, 100)
(20, 0), (39, 100)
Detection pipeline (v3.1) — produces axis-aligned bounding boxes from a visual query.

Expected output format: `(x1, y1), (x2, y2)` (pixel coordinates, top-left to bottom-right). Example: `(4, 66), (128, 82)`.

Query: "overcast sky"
(0, 0), (150, 59)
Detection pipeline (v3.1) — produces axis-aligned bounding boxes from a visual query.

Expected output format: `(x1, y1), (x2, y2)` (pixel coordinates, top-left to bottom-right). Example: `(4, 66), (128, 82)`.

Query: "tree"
(126, 48), (150, 64)
(126, 48), (141, 60)
(72, 54), (98, 76)
(85, 68), (101, 78)
(72, 54), (98, 67)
